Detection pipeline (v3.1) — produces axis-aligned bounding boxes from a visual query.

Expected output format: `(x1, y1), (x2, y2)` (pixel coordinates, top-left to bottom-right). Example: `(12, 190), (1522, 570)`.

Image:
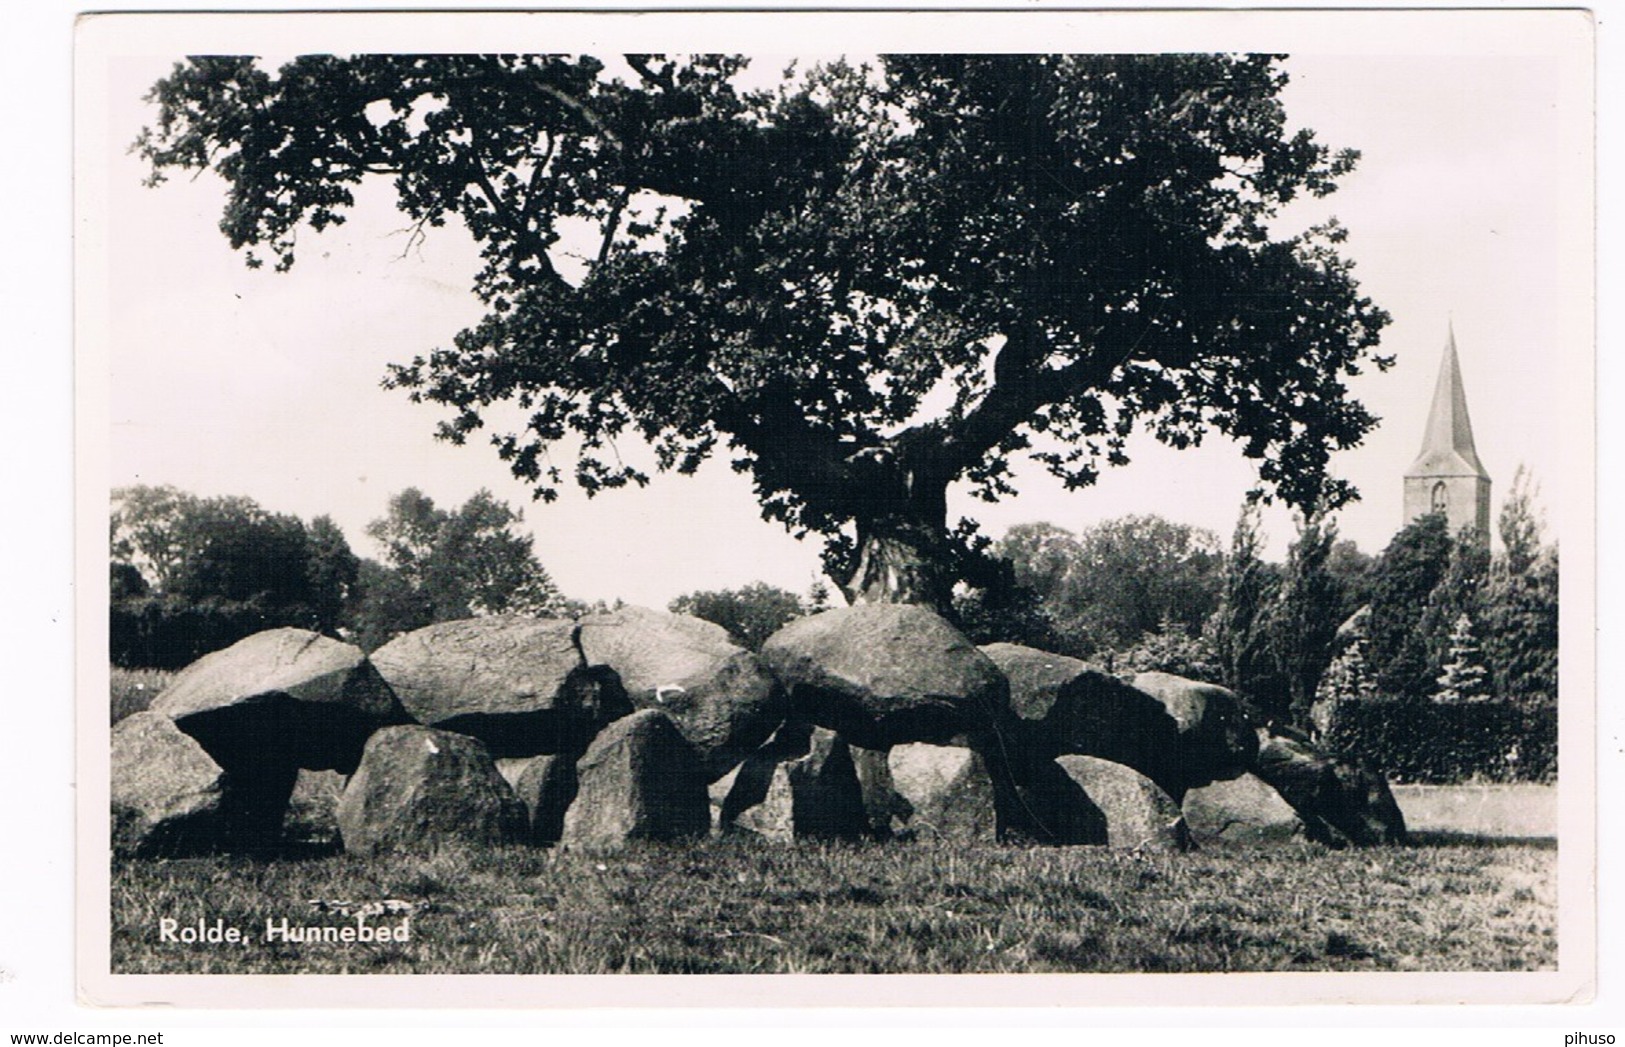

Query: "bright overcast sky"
(82, 11), (1593, 609)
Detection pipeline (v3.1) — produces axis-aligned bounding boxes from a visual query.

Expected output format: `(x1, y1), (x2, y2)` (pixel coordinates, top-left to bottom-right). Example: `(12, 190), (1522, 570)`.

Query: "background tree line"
(110, 482), (829, 667)
(111, 485), (566, 666)
(113, 466), (1559, 740)
(952, 465), (1557, 737)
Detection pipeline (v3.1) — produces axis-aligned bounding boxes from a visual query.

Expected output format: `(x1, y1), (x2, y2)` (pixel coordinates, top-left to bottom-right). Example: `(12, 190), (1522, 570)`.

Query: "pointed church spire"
(1403, 324), (1492, 544)
(1407, 324), (1489, 480)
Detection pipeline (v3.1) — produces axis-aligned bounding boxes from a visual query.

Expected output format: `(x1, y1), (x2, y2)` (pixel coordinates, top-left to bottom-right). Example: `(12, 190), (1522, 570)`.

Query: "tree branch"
(459, 145), (567, 289)
(597, 189), (629, 268)
(898, 322), (1140, 485)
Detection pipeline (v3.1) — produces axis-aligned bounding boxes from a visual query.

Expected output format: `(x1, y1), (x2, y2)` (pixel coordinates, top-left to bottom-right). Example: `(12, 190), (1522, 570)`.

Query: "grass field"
(110, 832), (1555, 975)
(110, 666), (174, 724)
(1392, 783), (1559, 839)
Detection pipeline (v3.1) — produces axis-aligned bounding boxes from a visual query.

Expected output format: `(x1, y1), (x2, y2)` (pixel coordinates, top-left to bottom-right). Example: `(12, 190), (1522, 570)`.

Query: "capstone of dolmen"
(578, 606), (788, 782)
(371, 617), (628, 757)
(760, 604), (1009, 751)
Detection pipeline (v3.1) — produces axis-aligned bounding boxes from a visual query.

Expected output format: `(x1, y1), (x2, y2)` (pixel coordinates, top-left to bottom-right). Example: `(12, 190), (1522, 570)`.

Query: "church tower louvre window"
(1403, 324), (1492, 545)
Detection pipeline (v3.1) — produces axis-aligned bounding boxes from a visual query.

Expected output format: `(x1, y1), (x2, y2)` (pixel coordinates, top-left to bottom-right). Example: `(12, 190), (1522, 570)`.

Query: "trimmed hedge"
(110, 594), (313, 670)
(1324, 697), (1556, 784)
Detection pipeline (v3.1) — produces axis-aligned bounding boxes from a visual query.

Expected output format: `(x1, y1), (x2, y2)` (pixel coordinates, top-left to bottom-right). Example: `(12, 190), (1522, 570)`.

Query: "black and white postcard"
(74, 8), (1596, 1009)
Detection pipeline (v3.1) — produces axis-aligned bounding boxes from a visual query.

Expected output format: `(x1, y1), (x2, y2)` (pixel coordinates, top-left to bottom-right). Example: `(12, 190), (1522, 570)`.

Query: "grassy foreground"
(111, 834), (1555, 975)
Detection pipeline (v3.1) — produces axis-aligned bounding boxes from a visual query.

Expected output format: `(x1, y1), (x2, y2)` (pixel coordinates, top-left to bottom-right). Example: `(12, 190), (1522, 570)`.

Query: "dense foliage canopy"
(139, 53), (1390, 607)
(989, 515), (1222, 656)
(668, 581), (812, 650)
(110, 485), (361, 665)
(349, 488), (566, 649)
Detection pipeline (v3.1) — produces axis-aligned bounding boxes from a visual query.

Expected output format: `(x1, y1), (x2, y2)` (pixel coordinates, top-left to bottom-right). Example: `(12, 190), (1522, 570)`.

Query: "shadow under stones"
(1406, 830), (1557, 850)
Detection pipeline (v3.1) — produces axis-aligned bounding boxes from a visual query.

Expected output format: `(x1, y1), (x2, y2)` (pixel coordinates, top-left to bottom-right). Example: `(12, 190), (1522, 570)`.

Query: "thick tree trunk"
(843, 519), (957, 611)
(835, 449), (961, 610)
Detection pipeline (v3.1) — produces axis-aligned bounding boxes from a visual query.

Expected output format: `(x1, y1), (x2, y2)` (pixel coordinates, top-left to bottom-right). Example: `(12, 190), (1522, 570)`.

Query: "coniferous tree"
(1265, 511), (1345, 729)
(1313, 622), (1377, 737)
(1480, 467), (1558, 703)
(1364, 513), (1453, 699)
(1207, 501), (1282, 710)
(1416, 526), (1491, 691)
(1435, 613), (1490, 703)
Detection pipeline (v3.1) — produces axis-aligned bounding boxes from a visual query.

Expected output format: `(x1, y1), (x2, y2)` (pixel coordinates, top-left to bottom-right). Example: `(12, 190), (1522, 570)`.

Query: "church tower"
(1403, 325), (1491, 542)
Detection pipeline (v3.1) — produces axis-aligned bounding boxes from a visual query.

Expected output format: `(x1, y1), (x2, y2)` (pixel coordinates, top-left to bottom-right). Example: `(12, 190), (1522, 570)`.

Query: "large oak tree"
(139, 53), (1389, 610)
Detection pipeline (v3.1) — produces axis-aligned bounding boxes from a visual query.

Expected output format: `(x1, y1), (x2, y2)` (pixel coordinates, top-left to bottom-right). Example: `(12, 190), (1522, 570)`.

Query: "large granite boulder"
(337, 726), (527, 856)
(982, 643), (1184, 797)
(1000, 757), (1109, 846)
(786, 729), (869, 840)
(1129, 672), (1260, 795)
(728, 761), (796, 841)
(578, 606), (788, 782)
(760, 605), (1009, 751)
(111, 712), (226, 858)
(1055, 755), (1191, 852)
(507, 754), (579, 847)
(371, 617), (627, 757)
(151, 628), (410, 849)
(1254, 730), (1407, 847)
(718, 727), (869, 842)
(152, 627), (408, 773)
(1182, 773), (1303, 843)
(884, 743), (1012, 842)
(560, 709), (711, 849)
(716, 722), (812, 834)
(863, 741), (1106, 845)
(708, 767), (740, 832)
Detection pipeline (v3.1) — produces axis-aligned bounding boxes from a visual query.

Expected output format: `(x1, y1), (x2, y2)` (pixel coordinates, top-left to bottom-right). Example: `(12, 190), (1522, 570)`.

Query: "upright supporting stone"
(785, 729), (869, 841)
(337, 726), (526, 857)
(561, 710), (711, 850)
(886, 743), (1002, 842)
(1254, 730), (1407, 847)
(510, 754), (579, 846)
(1055, 755), (1191, 852)
(111, 712), (226, 859)
(851, 744), (909, 839)
(1183, 773), (1304, 843)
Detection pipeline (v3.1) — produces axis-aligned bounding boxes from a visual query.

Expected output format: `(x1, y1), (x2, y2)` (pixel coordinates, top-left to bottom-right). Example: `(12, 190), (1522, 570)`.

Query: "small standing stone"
(337, 726), (526, 856)
(111, 712), (226, 858)
(1055, 755), (1191, 851)
(560, 710), (711, 850)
